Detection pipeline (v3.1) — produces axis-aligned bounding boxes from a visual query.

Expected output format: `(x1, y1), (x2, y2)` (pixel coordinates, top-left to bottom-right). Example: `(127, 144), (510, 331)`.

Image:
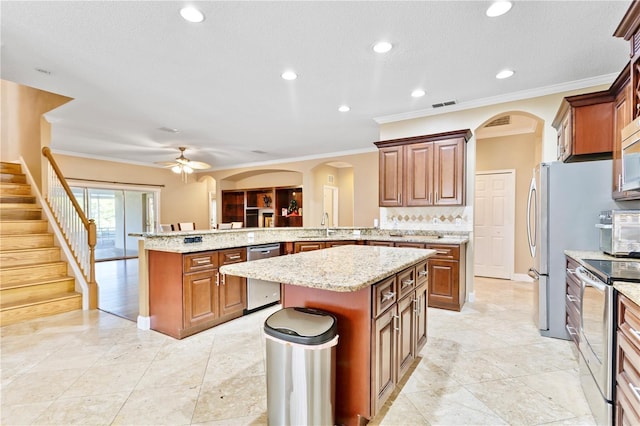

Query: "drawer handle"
(227, 254), (241, 260)
(435, 250), (449, 255)
(194, 259), (210, 264)
(566, 294), (579, 303)
(630, 327), (640, 340)
(382, 291), (395, 302)
(566, 268), (576, 276)
(630, 382), (640, 403)
(402, 279), (414, 287)
(566, 324), (578, 337)
(418, 270), (428, 277)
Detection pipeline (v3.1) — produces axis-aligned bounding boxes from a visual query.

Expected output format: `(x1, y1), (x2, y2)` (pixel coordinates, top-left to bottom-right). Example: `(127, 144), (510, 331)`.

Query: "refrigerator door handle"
(527, 175), (537, 258)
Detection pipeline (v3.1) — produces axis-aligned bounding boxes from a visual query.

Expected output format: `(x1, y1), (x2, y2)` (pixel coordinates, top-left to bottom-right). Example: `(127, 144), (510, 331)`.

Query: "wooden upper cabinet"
(552, 91), (615, 162)
(433, 138), (465, 205)
(379, 146), (403, 207)
(374, 129), (471, 207)
(614, 1), (640, 119)
(405, 142), (434, 206)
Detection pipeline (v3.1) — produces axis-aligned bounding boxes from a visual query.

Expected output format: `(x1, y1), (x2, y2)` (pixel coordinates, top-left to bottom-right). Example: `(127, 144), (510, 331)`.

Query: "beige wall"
(201, 151), (378, 228)
(338, 167), (355, 226)
(1, 80), (72, 191)
(54, 154), (210, 230)
(476, 133), (538, 275)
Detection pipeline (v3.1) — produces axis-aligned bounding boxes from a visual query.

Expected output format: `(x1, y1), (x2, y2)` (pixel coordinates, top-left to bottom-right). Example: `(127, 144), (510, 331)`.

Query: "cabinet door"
(433, 138), (464, 205)
(183, 270), (218, 328)
(405, 142), (433, 206)
(372, 306), (396, 414)
(560, 113), (572, 162)
(218, 249), (247, 317)
(614, 81), (632, 198)
(397, 294), (415, 379)
(414, 283), (428, 354)
(367, 241), (395, 247)
(294, 242), (325, 253)
(219, 273), (247, 316)
(379, 146), (403, 207)
(427, 258), (459, 310)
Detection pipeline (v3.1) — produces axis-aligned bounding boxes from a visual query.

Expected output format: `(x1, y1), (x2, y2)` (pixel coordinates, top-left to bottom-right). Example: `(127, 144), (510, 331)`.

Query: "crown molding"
(374, 73), (619, 124)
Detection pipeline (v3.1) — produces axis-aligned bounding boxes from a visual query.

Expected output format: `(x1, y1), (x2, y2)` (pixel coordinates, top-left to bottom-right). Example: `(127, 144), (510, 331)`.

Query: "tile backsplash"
(380, 206), (473, 232)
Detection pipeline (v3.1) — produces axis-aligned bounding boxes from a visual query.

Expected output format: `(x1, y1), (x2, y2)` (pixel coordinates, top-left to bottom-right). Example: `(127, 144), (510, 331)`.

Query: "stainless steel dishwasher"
(246, 244), (281, 312)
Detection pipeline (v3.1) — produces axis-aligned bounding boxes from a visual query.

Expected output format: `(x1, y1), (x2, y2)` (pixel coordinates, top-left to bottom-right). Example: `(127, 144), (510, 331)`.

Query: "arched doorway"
(474, 111), (544, 281)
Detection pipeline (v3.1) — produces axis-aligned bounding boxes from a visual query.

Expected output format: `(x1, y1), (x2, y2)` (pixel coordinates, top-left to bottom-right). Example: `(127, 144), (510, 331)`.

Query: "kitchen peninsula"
(219, 244), (435, 426)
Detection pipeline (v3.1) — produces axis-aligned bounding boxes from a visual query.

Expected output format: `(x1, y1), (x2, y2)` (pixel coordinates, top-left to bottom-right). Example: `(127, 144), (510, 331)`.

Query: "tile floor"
(0, 277), (595, 425)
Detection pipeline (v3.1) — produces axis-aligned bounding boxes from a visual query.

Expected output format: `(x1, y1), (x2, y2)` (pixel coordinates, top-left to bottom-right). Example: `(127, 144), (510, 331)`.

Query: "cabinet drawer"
(616, 382), (640, 426)
(367, 241), (395, 247)
(325, 240), (356, 248)
(219, 248), (246, 265)
(617, 330), (640, 420)
(395, 242), (425, 249)
(425, 244), (459, 260)
(619, 295), (640, 347)
(184, 252), (217, 273)
(373, 276), (397, 318)
(294, 242), (326, 253)
(397, 267), (416, 300)
(415, 260), (428, 286)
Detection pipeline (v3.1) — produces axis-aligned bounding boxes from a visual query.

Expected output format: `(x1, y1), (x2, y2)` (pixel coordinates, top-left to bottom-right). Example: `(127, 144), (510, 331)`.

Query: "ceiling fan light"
(183, 165), (194, 174)
(171, 165), (182, 174)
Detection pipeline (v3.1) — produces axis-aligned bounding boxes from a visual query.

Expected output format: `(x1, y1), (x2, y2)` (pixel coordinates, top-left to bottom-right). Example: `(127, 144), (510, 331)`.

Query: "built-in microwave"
(622, 118), (640, 191)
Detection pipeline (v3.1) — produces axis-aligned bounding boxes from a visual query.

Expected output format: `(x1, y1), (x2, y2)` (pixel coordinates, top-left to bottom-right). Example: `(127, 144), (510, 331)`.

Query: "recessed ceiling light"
(180, 7), (205, 23)
(411, 89), (426, 98)
(338, 105), (351, 112)
(486, 1), (512, 17)
(281, 71), (298, 80)
(373, 41), (393, 53)
(496, 69), (515, 79)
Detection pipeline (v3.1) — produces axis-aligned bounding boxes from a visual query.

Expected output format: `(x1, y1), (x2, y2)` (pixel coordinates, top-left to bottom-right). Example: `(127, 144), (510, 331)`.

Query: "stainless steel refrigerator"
(526, 160), (625, 339)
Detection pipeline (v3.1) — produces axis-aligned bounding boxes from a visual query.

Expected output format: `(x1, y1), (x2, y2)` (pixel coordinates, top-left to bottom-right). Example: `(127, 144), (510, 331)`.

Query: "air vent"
(252, 150), (267, 154)
(158, 127), (179, 133)
(432, 100), (456, 108)
(485, 116), (511, 127)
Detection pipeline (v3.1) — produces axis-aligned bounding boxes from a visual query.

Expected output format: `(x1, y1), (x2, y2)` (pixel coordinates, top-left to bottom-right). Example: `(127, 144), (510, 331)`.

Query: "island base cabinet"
(280, 260), (429, 426)
(149, 248), (247, 339)
(183, 271), (218, 329)
(372, 306), (397, 414)
(616, 295), (640, 424)
(426, 244), (465, 311)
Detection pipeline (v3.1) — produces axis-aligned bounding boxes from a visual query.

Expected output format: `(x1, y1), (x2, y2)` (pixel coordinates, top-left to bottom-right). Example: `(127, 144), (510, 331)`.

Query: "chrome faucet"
(321, 212), (335, 236)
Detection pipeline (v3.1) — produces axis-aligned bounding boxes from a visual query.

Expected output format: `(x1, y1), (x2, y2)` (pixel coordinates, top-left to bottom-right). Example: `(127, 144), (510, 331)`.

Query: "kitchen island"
(220, 244), (435, 426)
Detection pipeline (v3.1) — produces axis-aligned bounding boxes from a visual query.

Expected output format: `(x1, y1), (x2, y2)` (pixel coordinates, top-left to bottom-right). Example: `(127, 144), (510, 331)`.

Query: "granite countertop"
(219, 245), (435, 292)
(134, 227), (469, 253)
(565, 250), (640, 307)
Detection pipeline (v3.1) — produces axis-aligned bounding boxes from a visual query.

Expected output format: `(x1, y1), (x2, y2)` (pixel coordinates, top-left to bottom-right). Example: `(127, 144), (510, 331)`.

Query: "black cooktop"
(582, 259), (640, 284)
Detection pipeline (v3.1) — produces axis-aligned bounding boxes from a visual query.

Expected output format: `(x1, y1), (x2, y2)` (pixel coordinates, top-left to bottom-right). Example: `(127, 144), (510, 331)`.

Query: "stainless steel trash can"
(264, 307), (338, 426)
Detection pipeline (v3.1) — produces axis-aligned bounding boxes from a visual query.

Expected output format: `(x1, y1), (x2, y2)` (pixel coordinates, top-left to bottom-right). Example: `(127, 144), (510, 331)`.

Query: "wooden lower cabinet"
(149, 248), (247, 339)
(293, 241), (325, 253)
(426, 244), (465, 311)
(616, 295), (640, 424)
(281, 261), (428, 426)
(183, 270), (218, 329)
(565, 256), (581, 346)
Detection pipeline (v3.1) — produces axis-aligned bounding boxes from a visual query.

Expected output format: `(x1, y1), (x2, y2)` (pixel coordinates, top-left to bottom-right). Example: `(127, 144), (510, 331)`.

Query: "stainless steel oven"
(575, 265), (615, 426)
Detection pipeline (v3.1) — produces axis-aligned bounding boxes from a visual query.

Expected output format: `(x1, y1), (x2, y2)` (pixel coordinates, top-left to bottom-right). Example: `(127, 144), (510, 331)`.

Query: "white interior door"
(474, 170), (515, 279)
(323, 186), (339, 227)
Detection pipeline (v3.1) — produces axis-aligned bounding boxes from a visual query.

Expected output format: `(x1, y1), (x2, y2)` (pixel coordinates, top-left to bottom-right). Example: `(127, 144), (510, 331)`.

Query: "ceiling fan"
(155, 147), (211, 181)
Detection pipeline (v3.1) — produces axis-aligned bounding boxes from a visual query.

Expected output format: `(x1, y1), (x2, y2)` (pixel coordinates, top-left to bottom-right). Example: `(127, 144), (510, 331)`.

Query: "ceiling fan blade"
(185, 160), (211, 169)
(154, 161), (179, 167)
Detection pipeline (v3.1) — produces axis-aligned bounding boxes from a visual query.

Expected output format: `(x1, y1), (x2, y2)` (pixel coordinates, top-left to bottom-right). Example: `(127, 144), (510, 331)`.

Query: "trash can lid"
(264, 307), (338, 345)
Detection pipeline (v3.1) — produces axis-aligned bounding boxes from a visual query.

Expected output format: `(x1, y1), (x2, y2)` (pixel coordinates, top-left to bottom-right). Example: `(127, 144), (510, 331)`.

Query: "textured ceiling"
(0, 1), (631, 171)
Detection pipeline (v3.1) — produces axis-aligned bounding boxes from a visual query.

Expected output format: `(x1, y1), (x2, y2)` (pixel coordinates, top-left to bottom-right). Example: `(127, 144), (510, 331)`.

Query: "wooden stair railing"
(41, 147), (98, 309)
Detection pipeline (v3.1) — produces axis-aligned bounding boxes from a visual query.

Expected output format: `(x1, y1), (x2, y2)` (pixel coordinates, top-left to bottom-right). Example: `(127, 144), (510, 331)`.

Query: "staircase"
(0, 162), (82, 326)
